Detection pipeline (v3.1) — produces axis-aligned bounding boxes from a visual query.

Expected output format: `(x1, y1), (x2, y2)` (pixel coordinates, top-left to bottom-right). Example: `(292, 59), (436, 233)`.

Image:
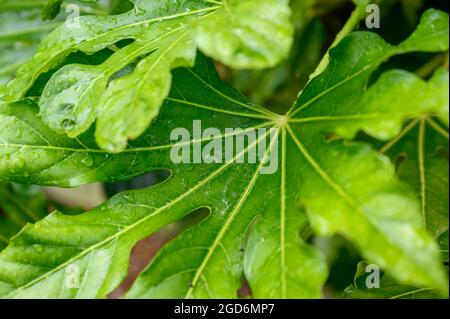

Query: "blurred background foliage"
(0, 0), (448, 298)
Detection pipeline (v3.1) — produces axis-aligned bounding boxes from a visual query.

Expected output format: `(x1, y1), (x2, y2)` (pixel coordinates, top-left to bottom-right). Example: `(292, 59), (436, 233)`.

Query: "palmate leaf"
(0, 184), (48, 251)
(0, 9), (448, 299)
(343, 122), (449, 298)
(343, 86), (449, 299)
(3, 0), (294, 153)
(381, 114), (449, 245)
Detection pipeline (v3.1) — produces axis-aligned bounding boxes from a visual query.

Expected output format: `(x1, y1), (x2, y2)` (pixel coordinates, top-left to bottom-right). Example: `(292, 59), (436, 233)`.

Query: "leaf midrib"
(0, 122), (271, 154)
(285, 123), (433, 275)
(185, 129), (278, 298)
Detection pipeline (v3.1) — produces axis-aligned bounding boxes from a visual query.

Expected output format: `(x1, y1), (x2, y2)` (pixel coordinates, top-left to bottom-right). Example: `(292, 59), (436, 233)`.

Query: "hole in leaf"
(394, 152), (408, 171)
(108, 207), (210, 298)
(315, 235), (361, 296)
(26, 48), (115, 97)
(435, 145), (449, 160)
(323, 132), (343, 143)
(104, 169), (171, 198)
(237, 274), (252, 298)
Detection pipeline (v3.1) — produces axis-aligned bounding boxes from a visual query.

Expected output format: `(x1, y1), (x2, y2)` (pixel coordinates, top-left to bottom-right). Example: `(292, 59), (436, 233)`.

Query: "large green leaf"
(0, 9), (448, 299)
(381, 117), (449, 242)
(3, 0), (294, 153)
(343, 71), (449, 299)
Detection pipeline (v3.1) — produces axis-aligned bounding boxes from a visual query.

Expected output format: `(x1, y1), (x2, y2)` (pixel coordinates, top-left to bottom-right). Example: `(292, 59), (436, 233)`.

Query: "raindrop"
(81, 154), (94, 168)
(61, 118), (76, 130)
(34, 245), (44, 253)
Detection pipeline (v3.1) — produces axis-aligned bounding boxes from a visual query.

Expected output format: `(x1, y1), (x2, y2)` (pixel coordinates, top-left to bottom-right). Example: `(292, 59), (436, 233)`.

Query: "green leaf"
(0, 9), (448, 298)
(42, 0), (63, 21)
(42, 1), (101, 21)
(438, 230), (448, 262)
(4, 0), (294, 153)
(0, 1), (61, 86)
(231, 8), (326, 106)
(343, 261), (444, 299)
(432, 69), (450, 127)
(381, 118), (449, 242)
(382, 71), (449, 255)
(0, 0), (111, 90)
(0, 184), (48, 251)
(194, 0), (293, 69)
(343, 71), (449, 299)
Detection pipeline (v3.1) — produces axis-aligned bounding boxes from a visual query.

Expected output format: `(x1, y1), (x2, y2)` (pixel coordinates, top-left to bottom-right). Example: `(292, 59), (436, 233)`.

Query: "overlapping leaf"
(0, 9), (448, 298)
(381, 114), (449, 244)
(343, 261), (445, 299)
(0, 0), (110, 88)
(3, 0), (294, 153)
(0, 1), (62, 86)
(344, 80), (449, 298)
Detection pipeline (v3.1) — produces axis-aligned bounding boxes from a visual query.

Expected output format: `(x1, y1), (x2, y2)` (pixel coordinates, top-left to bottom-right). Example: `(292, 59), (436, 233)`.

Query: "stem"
(286, 1), (373, 116)
(309, 2), (369, 80)
(415, 53), (447, 78)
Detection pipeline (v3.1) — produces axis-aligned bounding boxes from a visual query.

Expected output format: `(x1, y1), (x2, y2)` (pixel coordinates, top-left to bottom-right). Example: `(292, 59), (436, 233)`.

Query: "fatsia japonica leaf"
(0, 9), (448, 299)
(377, 69), (448, 258)
(0, 184), (48, 251)
(343, 116), (450, 298)
(381, 115), (449, 244)
(381, 116), (449, 263)
(343, 70), (449, 300)
(3, 0), (294, 153)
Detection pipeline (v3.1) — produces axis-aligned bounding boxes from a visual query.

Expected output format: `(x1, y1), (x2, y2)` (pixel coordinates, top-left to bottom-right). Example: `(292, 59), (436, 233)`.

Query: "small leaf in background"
(343, 261), (444, 299)
(0, 1), (61, 87)
(344, 70), (449, 299)
(42, 0), (64, 21)
(4, 0), (294, 153)
(0, 0), (110, 90)
(0, 183), (48, 251)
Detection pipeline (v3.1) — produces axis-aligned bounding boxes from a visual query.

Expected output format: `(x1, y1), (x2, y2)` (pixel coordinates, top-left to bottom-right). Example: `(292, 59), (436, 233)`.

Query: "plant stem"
(415, 53), (447, 78)
(309, 2), (369, 80)
(286, 1), (372, 116)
